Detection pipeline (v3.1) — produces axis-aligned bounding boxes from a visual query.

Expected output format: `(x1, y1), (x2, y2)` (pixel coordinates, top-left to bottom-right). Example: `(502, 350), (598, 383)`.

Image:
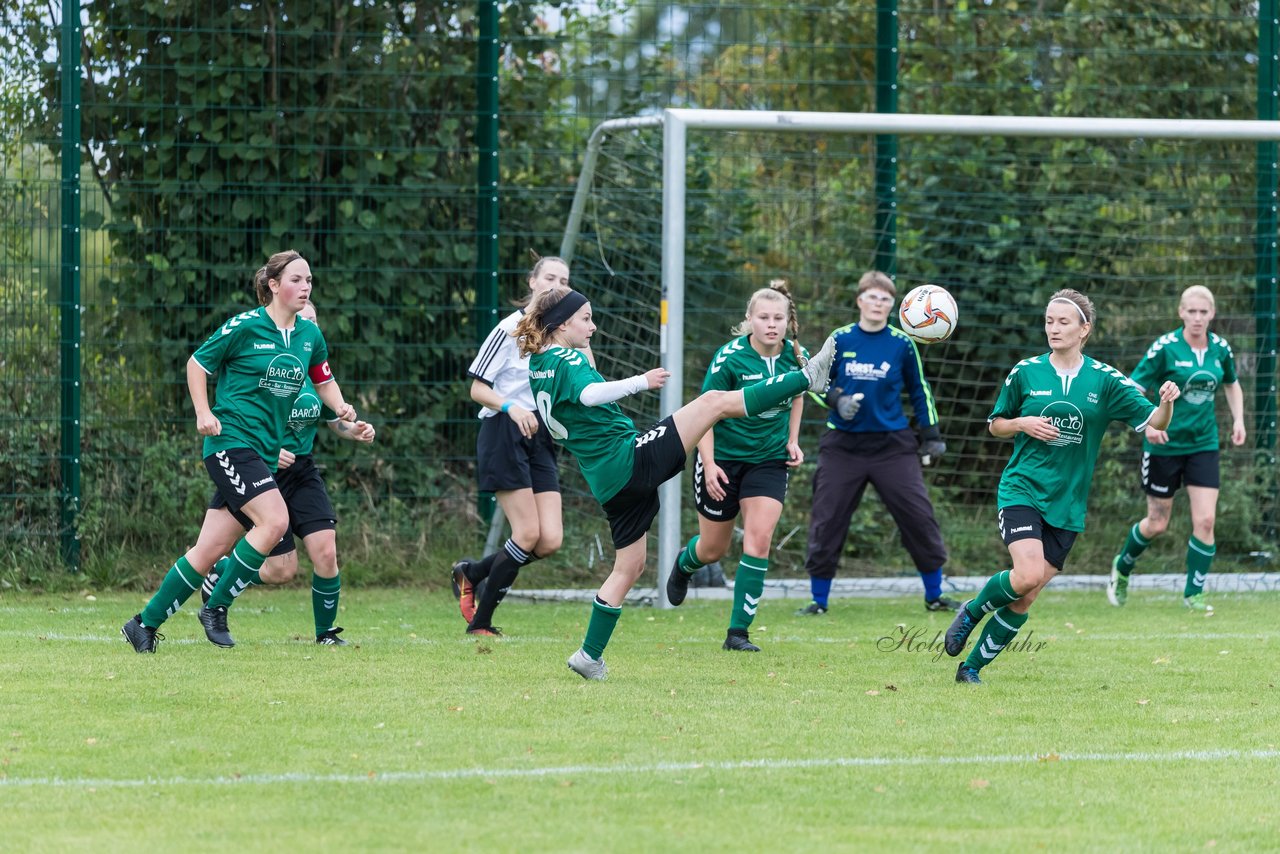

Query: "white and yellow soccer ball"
(898, 284), (958, 345)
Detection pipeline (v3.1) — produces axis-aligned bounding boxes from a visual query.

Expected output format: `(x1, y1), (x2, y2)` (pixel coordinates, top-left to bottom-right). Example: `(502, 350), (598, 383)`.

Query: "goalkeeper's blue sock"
(920, 568), (943, 602)
(810, 576), (832, 608)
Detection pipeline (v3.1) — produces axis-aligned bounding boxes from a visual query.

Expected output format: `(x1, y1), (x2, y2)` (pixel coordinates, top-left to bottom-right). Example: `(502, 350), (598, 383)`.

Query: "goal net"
(548, 110), (1278, 601)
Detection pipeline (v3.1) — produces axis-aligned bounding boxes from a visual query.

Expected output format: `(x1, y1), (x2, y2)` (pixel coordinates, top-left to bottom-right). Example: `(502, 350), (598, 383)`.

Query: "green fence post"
(59, 6), (82, 571)
(873, 0), (898, 278)
(475, 0), (499, 524)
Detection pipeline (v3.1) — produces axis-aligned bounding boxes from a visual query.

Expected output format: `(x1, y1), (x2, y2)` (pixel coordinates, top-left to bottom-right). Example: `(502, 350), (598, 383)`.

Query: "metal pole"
(666, 109), (1280, 140)
(59, 5), (82, 571)
(560, 116), (665, 262)
(1257, 0), (1279, 540)
(873, 0), (899, 278)
(656, 111), (687, 607)
(476, 0), (500, 529)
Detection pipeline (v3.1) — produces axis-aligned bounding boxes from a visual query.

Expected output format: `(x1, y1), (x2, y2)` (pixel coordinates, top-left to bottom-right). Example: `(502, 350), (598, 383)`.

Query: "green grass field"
(0, 587), (1276, 852)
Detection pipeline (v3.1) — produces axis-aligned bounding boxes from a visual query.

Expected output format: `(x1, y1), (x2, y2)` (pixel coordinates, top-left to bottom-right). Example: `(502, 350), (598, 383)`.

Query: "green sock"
(964, 606), (1029, 671)
(205, 537), (267, 609)
(965, 569), (1019, 619)
(742, 370), (808, 417)
(140, 556), (202, 628)
(729, 553), (767, 632)
(676, 535), (704, 576)
(1116, 522), (1150, 576)
(1185, 536), (1215, 597)
(581, 596), (622, 660)
(312, 572), (341, 635)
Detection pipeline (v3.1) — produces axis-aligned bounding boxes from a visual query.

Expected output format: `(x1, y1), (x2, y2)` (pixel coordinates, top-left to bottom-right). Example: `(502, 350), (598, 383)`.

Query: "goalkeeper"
(796, 271), (958, 616)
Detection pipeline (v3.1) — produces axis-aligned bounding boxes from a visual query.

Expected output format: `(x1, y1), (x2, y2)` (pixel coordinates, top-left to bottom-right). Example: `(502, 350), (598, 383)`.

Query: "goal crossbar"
(555, 109), (1280, 605)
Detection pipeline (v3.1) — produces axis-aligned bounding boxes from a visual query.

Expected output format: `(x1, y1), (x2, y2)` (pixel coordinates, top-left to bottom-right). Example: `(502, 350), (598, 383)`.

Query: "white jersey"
(468, 309), (535, 419)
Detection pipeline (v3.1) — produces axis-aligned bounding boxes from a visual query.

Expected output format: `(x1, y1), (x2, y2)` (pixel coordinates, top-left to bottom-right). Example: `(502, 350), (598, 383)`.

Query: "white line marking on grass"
(3, 748), (1276, 789)
(5, 630), (1278, 647)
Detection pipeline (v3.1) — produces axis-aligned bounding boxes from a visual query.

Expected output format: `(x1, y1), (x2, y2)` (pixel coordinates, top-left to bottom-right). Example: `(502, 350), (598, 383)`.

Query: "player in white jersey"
(451, 257), (573, 636)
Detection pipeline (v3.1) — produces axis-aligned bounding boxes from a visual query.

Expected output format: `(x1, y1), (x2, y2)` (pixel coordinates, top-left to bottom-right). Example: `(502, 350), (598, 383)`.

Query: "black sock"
(466, 551), (499, 583)
(470, 539), (532, 628)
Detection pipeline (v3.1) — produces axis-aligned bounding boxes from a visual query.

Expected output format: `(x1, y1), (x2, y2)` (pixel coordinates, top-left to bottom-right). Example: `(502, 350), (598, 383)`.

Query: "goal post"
(557, 109), (1280, 606)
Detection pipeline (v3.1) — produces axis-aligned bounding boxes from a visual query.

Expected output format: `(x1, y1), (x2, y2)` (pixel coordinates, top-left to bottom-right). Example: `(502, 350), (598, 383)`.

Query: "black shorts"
(1142, 450), (1220, 497)
(997, 505), (1078, 571)
(204, 448), (278, 523)
(693, 455), (789, 521)
(476, 412), (560, 494)
(209, 454), (336, 556)
(601, 416), (687, 549)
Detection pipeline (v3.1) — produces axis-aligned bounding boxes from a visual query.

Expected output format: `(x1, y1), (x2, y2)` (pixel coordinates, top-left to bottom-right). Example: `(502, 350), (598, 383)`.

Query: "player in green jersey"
(943, 289), (1180, 683)
(201, 300), (376, 645)
(122, 251), (357, 653)
(1107, 285), (1247, 612)
(668, 280), (808, 652)
(516, 286), (836, 680)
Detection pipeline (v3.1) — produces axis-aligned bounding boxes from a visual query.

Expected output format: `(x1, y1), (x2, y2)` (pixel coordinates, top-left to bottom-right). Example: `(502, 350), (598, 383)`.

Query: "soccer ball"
(898, 284), (958, 344)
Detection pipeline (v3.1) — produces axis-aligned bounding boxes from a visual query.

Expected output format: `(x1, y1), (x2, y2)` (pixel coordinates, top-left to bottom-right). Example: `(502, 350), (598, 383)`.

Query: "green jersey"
(990, 354), (1155, 531)
(529, 346), (638, 503)
(1130, 328), (1237, 456)
(191, 307), (330, 466)
(701, 336), (806, 462)
(283, 379), (338, 457)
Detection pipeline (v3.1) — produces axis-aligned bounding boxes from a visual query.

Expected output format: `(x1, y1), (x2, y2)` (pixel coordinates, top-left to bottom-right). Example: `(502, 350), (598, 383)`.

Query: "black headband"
(540, 289), (589, 333)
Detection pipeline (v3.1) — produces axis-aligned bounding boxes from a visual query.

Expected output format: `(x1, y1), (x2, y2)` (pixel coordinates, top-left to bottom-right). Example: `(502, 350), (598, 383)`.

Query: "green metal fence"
(2, 1), (1277, 582)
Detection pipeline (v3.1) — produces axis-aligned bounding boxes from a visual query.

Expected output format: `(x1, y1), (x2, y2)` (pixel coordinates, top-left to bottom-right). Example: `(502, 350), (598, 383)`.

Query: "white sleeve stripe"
(191, 356), (214, 375)
(468, 327), (510, 379)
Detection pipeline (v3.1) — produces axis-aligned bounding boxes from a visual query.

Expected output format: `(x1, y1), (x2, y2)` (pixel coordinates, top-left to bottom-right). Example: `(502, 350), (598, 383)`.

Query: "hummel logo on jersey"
(711, 339), (746, 374)
(219, 310), (257, 336)
(530, 369), (553, 379)
(556, 349), (585, 367)
(741, 373), (763, 381)
(253, 343), (276, 350)
(1175, 360), (1192, 367)
(1028, 390), (1052, 396)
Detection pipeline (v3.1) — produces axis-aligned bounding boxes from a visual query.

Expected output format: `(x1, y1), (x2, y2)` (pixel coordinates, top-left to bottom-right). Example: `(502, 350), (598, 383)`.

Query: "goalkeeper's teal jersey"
(989, 354), (1155, 532)
(700, 336), (807, 462)
(191, 307), (330, 467)
(529, 346), (637, 503)
(1129, 328), (1237, 456)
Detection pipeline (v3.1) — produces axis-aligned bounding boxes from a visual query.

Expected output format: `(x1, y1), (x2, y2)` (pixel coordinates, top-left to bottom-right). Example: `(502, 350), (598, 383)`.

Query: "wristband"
(500, 401), (512, 413)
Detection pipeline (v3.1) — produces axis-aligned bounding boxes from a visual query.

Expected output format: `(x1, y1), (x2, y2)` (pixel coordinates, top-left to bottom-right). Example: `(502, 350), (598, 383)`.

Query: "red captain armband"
(309, 361), (334, 384)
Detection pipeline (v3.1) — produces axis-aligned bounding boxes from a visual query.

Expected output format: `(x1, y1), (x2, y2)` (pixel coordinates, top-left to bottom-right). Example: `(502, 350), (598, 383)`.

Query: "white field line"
(1, 629), (1277, 646)
(1, 747), (1276, 790)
